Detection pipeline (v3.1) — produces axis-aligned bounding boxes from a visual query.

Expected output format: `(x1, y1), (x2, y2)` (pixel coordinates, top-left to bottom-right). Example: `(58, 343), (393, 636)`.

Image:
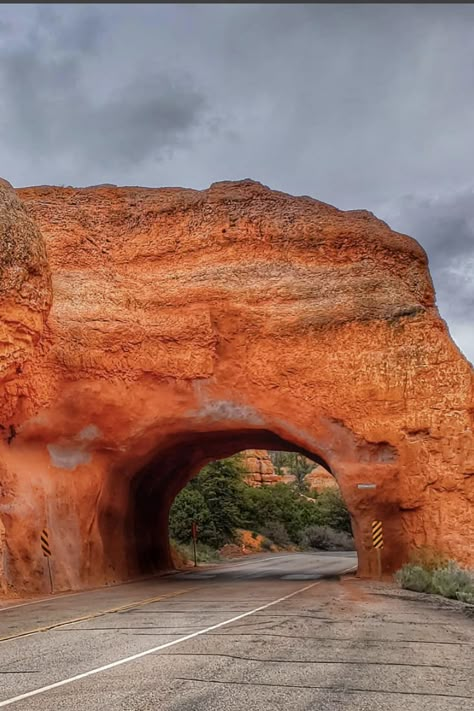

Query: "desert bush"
(396, 558), (474, 602)
(260, 536), (274, 551)
(260, 521), (291, 547)
(431, 561), (474, 599)
(456, 590), (474, 604)
(395, 564), (433, 593)
(299, 524), (355, 551)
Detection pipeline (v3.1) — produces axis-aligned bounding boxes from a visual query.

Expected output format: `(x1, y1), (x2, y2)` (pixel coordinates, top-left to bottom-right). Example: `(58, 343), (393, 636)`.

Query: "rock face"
(242, 449), (280, 486)
(0, 179), (473, 595)
(242, 450), (339, 492)
(274, 458), (340, 491)
(306, 465), (339, 492)
(0, 181), (51, 386)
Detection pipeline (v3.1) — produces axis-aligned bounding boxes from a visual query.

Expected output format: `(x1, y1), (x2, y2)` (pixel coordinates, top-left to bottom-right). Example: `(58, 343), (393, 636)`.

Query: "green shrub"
(172, 540), (221, 564)
(396, 558), (474, 602)
(299, 524), (355, 551)
(269, 452), (312, 487)
(168, 487), (212, 544)
(456, 590), (474, 604)
(239, 482), (323, 542)
(260, 521), (291, 547)
(313, 489), (353, 534)
(395, 564), (433, 593)
(169, 453), (353, 552)
(193, 543), (221, 563)
(431, 561), (474, 599)
(169, 455), (246, 548)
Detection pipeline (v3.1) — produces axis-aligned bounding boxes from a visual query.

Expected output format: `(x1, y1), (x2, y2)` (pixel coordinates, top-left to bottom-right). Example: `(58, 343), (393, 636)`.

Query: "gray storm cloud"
(0, 3), (472, 361)
(0, 5), (210, 176)
(380, 192), (474, 363)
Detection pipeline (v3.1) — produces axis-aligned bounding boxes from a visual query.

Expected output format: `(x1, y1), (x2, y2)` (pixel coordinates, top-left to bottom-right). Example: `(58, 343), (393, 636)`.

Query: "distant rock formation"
(242, 449), (280, 486)
(306, 466), (339, 492)
(242, 450), (338, 492)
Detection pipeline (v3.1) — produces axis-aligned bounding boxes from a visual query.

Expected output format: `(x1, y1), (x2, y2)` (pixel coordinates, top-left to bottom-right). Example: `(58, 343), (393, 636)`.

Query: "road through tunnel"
(104, 424), (402, 584)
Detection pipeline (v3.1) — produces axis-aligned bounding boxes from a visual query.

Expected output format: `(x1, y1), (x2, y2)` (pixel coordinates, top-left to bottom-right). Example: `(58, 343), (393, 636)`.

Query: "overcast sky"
(1, 4), (472, 362)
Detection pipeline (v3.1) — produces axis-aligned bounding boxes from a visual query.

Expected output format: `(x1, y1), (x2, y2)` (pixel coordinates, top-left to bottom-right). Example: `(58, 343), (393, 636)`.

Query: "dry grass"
(396, 554), (474, 603)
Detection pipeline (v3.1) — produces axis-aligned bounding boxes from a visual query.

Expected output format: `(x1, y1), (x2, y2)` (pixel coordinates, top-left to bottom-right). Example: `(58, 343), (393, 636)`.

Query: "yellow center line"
(0, 586), (200, 644)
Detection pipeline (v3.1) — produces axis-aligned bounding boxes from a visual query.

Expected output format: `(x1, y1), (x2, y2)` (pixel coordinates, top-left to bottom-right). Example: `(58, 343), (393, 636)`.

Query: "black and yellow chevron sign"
(371, 520), (384, 549)
(41, 529), (52, 558)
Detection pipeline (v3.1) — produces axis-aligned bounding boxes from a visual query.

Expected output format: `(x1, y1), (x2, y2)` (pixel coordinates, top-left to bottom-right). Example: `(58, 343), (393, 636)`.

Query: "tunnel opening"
(168, 448), (355, 569)
(120, 427), (357, 580)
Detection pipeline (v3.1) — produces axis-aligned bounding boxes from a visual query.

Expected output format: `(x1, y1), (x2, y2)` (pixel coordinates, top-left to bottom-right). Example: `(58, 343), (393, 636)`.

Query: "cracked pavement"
(0, 552), (472, 710)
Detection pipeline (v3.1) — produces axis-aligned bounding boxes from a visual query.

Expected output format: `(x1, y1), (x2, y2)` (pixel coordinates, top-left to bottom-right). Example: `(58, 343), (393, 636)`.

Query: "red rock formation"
(306, 465), (339, 492)
(0, 178), (473, 595)
(271, 457), (340, 491)
(279, 469), (298, 486)
(242, 449), (280, 486)
(0, 180), (51, 385)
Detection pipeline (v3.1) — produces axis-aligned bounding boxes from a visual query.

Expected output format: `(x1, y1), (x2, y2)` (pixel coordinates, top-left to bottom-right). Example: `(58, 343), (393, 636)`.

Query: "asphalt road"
(0, 552), (472, 710)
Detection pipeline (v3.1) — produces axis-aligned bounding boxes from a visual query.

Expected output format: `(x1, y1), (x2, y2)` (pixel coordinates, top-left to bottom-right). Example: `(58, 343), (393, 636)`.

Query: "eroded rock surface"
(242, 450), (339, 492)
(0, 180), (51, 385)
(0, 179), (472, 595)
(306, 465), (339, 492)
(242, 449), (280, 486)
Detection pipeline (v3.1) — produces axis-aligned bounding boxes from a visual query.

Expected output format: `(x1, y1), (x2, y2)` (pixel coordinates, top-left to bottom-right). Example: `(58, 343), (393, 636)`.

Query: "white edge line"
(0, 579), (323, 708)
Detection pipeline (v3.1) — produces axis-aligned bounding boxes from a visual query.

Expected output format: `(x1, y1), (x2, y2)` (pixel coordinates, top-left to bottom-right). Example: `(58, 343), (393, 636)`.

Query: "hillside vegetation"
(169, 454), (354, 560)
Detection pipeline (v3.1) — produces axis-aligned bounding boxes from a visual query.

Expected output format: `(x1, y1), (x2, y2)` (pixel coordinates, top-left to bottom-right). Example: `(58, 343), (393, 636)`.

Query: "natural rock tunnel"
(127, 429), (335, 578)
(0, 178), (473, 595)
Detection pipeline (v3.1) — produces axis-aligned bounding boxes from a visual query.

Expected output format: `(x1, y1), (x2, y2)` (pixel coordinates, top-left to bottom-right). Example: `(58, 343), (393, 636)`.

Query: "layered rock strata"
(0, 179), (472, 594)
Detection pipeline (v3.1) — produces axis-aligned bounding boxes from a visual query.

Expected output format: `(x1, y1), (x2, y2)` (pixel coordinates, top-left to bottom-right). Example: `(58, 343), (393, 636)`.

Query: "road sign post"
(191, 521), (198, 568)
(41, 529), (53, 593)
(371, 520), (384, 579)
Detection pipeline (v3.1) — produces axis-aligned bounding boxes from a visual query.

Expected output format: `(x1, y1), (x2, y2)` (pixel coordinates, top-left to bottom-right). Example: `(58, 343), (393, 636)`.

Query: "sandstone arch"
(0, 179), (472, 595)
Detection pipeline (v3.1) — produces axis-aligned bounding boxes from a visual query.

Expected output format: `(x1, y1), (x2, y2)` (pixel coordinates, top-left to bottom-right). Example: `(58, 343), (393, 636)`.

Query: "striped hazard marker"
(40, 529), (52, 558)
(371, 520), (384, 549)
(40, 529), (54, 592)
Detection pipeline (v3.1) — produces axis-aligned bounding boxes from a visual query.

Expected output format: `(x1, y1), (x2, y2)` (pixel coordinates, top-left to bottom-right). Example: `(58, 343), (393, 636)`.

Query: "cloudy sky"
(1, 4), (472, 362)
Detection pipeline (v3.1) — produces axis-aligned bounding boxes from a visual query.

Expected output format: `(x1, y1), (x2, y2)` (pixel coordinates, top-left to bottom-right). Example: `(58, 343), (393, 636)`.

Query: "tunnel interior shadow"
(123, 427), (348, 579)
